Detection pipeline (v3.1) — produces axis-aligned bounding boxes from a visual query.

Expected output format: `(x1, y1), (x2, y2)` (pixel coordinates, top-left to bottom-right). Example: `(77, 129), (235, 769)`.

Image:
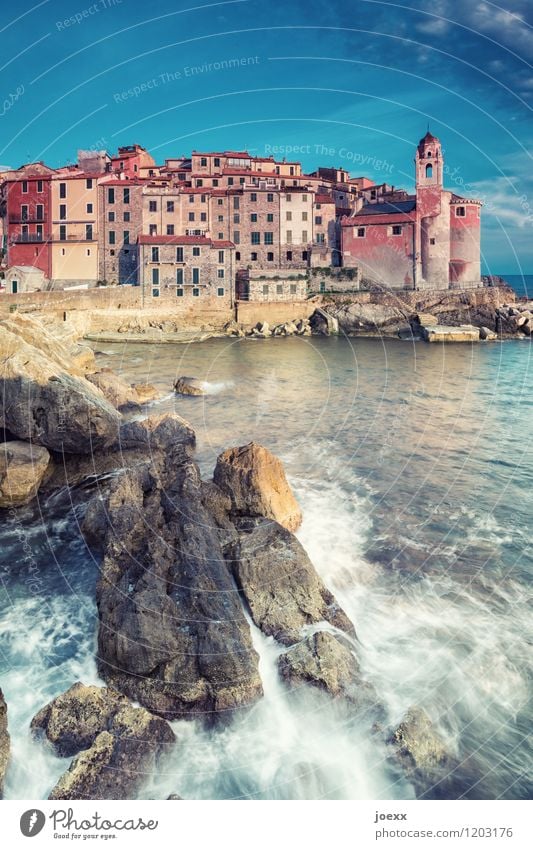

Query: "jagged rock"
(230, 518), (355, 646)
(174, 376), (207, 396)
(0, 688), (10, 799)
(279, 631), (360, 698)
(31, 682), (129, 757)
(213, 442), (302, 532)
(0, 325), (121, 454)
(115, 412), (196, 454)
(1, 313), (95, 375)
(0, 441), (50, 508)
(86, 369), (158, 410)
(387, 706), (454, 797)
(88, 422), (262, 720)
(479, 326), (497, 341)
(48, 704), (175, 800)
(412, 312), (438, 326)
(132, 383), (159, 404)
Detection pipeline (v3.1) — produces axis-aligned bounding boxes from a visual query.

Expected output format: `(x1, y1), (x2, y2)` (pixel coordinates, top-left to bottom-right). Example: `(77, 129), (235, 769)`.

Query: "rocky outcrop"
(230, 518), (354, 646)
(174, 376), (207, 396)
(309, 308), (339, 336)
(278, 631), (367, 702)
(0, 325), (121, 454)
(0, 688), (9, 799)
(388, 706), (455, 797)
(0, 441), (50, 508)
(214, 442), (302, 532)
(1, 313), (95, 375)
(86, 369), (159, 410)
(31, 682), (129, 757)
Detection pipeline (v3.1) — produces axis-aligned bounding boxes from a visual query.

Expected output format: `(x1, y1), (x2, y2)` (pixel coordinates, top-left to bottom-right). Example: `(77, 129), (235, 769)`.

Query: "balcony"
(9, 214), (46, 224)
(11, 232), (46, 243)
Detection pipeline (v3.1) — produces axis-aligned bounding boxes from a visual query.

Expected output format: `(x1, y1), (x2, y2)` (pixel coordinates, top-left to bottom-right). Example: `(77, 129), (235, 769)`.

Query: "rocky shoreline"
(0, 310), (506, 799)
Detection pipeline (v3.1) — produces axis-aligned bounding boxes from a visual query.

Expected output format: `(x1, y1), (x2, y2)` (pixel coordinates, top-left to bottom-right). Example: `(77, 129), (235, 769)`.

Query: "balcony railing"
(9, 214), (46, 224)
(11, 233), (46, 243)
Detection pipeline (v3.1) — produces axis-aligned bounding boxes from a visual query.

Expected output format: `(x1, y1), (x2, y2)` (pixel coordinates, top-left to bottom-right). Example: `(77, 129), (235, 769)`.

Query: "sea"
(0, 277), (531, 800)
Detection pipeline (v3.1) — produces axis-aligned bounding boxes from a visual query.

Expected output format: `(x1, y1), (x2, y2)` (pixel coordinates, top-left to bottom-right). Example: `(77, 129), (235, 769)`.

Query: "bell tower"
(415, 130), (443, 189)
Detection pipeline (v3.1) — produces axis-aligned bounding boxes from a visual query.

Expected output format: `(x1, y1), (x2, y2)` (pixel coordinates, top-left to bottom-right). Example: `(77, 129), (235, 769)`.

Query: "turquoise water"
(500, 274), (533, 299)
(1, 334), (532, 799)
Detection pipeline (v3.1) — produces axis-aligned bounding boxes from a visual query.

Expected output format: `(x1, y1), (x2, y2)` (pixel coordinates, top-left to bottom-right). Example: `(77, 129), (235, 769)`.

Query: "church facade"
(340, 133), (482, 290)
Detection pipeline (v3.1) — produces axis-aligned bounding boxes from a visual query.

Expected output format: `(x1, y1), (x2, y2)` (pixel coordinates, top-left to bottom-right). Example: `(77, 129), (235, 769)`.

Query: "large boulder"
(0, 688), (9, 799)
(0, 325), (121, 454)
(0, 441), (50, 508)
(214, 442), (302, 532)
(230, 518), (355, 646)
(1, 313), (95, 374)
(31, 682), (128, 757)
(387, 706), (455, 797)
(47, 704), (175, 801)
(174, 376), (207, 396)
(86, 369), (159, 410)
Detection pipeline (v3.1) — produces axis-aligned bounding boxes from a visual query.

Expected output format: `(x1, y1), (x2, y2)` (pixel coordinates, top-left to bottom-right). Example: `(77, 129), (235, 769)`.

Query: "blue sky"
(2, 0), (532, 273)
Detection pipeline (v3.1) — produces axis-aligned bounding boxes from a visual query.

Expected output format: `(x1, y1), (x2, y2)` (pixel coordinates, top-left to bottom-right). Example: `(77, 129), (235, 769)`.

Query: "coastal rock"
(278, 631), (365, 702)
(0, 688), (9, 799)
(90, 423), (262, 719)
(86, 369), (158, 410)
(48, 705), (175, 801)
(213, 442), (302, 532)
(1, 313), (95, 375)
(387, 706), (454, 797)
(114, 412), (196, 454)
(31, 682), (129, 757)
(479, 326), (498, 341)
(412, 312), (438, 326)
(0, 441), (50, 508)
(230, 518), (355, 646)
(174, 376), (207, 396)
(0, 325), (121, 454)
(323, 302), (405, 335)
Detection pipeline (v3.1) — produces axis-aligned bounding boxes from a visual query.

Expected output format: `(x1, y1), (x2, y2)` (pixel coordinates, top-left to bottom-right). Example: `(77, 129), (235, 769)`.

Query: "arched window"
(426, 163), (433, 178)
(427, 151), (432, 158)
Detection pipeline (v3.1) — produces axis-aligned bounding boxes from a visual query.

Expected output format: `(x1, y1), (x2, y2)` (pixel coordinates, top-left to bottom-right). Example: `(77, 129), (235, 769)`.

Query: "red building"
(1, 163), (56, 280)
(341, 133), (482, 290)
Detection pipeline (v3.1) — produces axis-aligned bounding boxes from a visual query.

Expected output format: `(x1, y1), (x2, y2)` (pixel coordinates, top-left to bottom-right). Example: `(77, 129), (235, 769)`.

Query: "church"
(340, 132), (482, 290)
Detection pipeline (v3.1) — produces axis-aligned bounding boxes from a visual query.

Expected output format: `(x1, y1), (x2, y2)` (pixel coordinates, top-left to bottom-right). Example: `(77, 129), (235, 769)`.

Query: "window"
(214, 157), (220, 168)
(250, 213), (258, 223)
(86, 179), (93, 190)
(59, 182), (66, 199)
(188, 212), (195, 222)
(426, 164), (433, 178)
(217, 287), (225, 296)
(213, 179), (219, 187)
(228, 177), (234, 186)
(302, 250), (308, 261)
(286, 250), (293, 260)
(21, 204), (28, 221)
(218, 232), (224, 239)
(290, 283), (297, 295)
(87, 203), (93, 214)
(37, 180), (43, 193)
(176, 288), (184, 297)
(108, 188), (115, 204)
(149, 200), (157, 212)
(267, 252), (274, 261)
(276, 284), (283, 295)
(197, 180), (203, 188)
(233, 213), (240, 224)
(217, 269), (224, 278)
(264, 232), (273, 244)
(201, 194), (206, 203)
(200, 157), (207, 167)
(11, 279), (18, 294)
(152, 288), (160, 298)
(36, 224), (43, 239)
(456, 206), (466, 217)
(21, 224), (28, 236)
(192, 246), (201, 257)
(218, 215), (224, 222)
(235, 251), (241, 260)
(110, 249), (115, 256)
(286, 211), (292, 221)
(123, 188), (130, 204)
(301, 230), (308, 242)
(152, 268), (159, 284)
(85, 224), (93, 240)
(302, 194), (307, 202)
(251, 232), (260, 244)
(316, 233), (325, 244)
(218, 250), (224, 263)
(192, 287), (200, 297)
(239, 177), (245, 184)
(267, 213), (274, 223)
(108, 211), (115, 222)
(430, 237), (436, 245)
(302, 211), (308, 222)
(217, 198), (223, 206)
(167, 201), (174, 212)
(151, 246), (159, 262)
(59, 225), (66, 241)
(176, 269), (183, 285)
(123, 230), (130, 244)
(109, 231), (116, 245)
(166, 224), (174, 235)
(392, 225), (402, 235)
(356, 227), (366, 238)
(286, 230), (292, 243)
(149, 224), (157, 235)
(233, 197), (240, 210)
(286, 194), (292, 202)
(200, 212), (207, 222)
(233, 230), (240, 244)
(251, 252), (258, 261)
(176, 247), (184, 262)
(59, 204), (67, 220)
(192, 268), (200, 284)
(22, 180), (28, 193)
(267, 193), (274, 202)
(315, 216), (322, 225)
(189, 195), (194, 204)
(251, 193), (257, 202)
(319, 281), (326, 293)
(262, 284), (269, 295)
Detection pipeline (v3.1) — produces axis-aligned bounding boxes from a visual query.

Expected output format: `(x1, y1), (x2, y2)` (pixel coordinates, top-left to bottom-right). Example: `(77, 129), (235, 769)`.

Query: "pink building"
(341, 133), (482, 290)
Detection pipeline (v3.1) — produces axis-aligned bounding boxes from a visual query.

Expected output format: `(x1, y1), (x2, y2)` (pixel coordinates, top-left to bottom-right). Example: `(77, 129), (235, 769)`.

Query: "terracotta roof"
(315, 194), (335, 204)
